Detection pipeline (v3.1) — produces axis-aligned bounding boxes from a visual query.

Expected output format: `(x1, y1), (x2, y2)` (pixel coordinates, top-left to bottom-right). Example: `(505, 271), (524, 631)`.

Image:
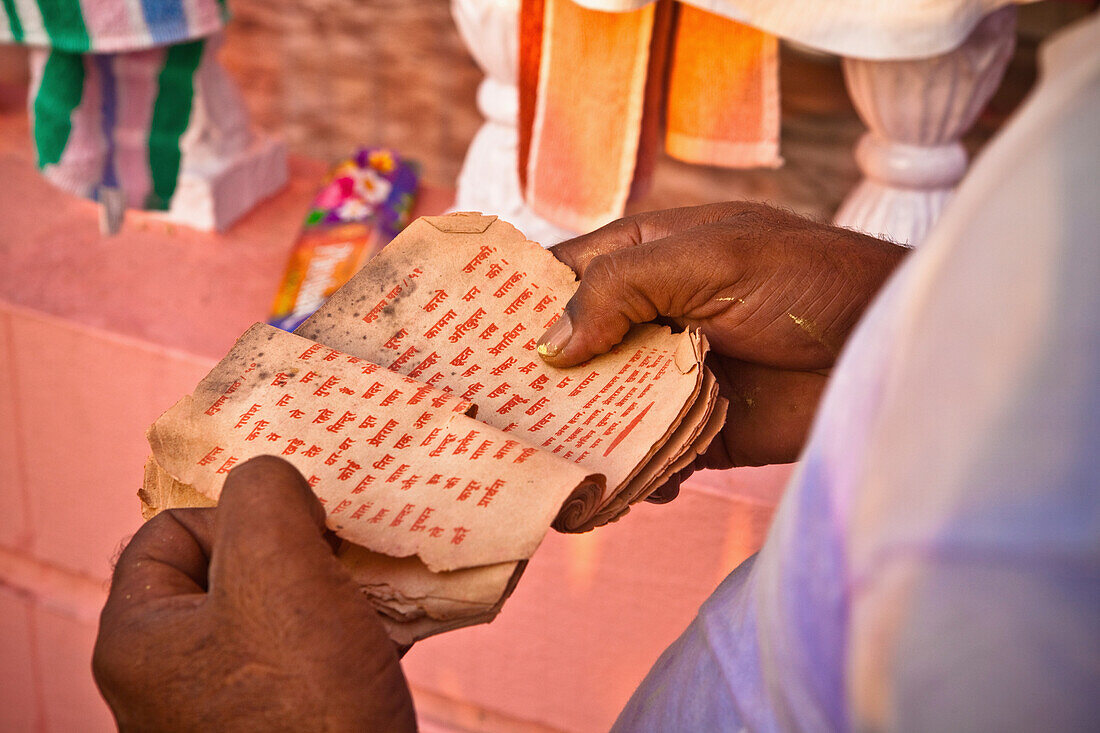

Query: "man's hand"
(539, 203), (907, 469)
(93, 456), (416, 733)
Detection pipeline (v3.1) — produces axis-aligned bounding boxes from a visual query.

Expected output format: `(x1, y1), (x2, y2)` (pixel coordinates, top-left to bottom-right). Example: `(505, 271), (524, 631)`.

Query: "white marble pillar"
(161, 33), (288, 233)
(451, 0), (576, 246)
(834, 6), (1017, 246)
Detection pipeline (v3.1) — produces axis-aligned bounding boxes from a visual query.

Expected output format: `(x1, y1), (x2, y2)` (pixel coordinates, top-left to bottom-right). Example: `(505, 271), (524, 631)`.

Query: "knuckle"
(716, 201), (777, 232)
(575, 257), (625, 311)
(584, 252), (616, 280)
(135, 510), (177, 542)
(549, 241), (581, 271)
(146, 505), (207, 536)
(552, 215), (645, 275)
(622, 216), (645, 247)
(586, 249), (663, 320)
(731, 206), (767, 228)
(226, 454), (303, 488)
(583, 251), (633, 293)
(235, 453), (291, 472)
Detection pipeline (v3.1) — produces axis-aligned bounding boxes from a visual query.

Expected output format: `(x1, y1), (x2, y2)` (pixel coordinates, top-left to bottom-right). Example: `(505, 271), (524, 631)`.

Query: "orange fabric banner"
(665, 4), (780, 169)
(523, 0), (658, 233)
(518, 0), (780, 233)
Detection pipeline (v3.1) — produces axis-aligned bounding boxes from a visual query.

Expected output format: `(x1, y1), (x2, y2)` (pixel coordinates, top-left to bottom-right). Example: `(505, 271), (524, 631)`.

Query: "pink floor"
(0, 106), (788, 732)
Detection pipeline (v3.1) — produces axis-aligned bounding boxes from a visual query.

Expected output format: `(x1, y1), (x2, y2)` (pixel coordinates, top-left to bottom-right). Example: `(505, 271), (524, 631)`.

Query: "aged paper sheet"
(149, 323), (601, 572)
(144, 212), (724, 641)
(298, 213), (720, 522)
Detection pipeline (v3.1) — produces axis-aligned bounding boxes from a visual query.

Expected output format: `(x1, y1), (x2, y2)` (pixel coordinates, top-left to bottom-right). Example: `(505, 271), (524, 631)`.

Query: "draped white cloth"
(614, 12), (1100, 731)
(571, 0), (1034, 58)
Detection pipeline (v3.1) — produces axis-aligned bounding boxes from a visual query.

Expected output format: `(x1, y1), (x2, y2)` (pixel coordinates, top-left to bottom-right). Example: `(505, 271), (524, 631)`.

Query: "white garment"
(614, 13), (1099, 732)
(572, 0), (1033, 59)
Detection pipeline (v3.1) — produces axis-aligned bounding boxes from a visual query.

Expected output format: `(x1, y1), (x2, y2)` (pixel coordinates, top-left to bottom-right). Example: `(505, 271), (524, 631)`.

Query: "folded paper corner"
(422, 212), (499, 234)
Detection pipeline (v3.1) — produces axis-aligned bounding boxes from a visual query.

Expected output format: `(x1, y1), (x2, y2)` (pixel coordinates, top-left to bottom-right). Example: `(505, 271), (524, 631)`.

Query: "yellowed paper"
(143, 213), (723, 643)
(338, 544), (520, 621)
(298, 213), (712, 521)
(148, 323), (601, 572)
(140, 452), (519, 641)
(140, 456), (216, 520)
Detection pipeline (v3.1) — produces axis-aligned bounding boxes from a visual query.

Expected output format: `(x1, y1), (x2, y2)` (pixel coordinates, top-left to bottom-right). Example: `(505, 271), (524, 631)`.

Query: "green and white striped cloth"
(3, 0), (228, 211)
(1, 0), (227, 52)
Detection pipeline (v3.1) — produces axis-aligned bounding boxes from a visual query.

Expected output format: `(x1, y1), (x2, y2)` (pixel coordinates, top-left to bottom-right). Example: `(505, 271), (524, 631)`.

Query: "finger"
(644, 482), (680, 504)
(208, 455), (343, 602)
(644, 466), (692, 504)
(538, 238), (703, 367)
(103, 507), (216, 613)
(550, 202), (754, 275)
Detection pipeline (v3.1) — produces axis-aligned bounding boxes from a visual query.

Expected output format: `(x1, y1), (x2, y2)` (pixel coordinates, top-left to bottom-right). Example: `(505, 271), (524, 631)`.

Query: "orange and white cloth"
(519, 0), (780, 232)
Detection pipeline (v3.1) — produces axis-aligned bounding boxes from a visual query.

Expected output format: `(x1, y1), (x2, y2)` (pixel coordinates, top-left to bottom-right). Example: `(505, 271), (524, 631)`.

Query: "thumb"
(537, 245), (673, 367)
(208, 455), (342, 600)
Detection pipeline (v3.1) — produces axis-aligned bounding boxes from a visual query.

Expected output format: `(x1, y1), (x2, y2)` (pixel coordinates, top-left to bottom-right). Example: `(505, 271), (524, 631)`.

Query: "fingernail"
(537, 313), (573, 358)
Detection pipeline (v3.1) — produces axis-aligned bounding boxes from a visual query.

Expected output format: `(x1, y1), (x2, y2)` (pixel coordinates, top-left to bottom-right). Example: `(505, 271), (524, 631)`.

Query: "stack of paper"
(141, 213), (726, 643)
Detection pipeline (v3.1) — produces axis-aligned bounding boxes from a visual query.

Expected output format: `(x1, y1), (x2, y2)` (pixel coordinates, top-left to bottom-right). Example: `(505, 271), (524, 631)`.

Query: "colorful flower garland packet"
(269, 148), (420, 332)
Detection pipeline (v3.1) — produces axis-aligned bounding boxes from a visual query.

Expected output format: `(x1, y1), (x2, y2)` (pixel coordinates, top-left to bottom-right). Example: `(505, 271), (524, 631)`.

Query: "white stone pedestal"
(154, 32), (288, 232)
(160, 135), (287, 231)
(834, 7), (1017, 245)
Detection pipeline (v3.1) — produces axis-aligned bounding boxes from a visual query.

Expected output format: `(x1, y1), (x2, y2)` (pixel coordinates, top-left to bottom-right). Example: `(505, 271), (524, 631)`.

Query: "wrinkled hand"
(93, 456), (416, 733)
(539, 202), (907, 472)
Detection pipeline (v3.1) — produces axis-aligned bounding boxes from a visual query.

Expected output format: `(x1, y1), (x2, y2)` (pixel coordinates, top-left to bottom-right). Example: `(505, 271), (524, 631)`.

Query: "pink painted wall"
(0, 307), (212, 732)
(0, 108), (786, 732)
